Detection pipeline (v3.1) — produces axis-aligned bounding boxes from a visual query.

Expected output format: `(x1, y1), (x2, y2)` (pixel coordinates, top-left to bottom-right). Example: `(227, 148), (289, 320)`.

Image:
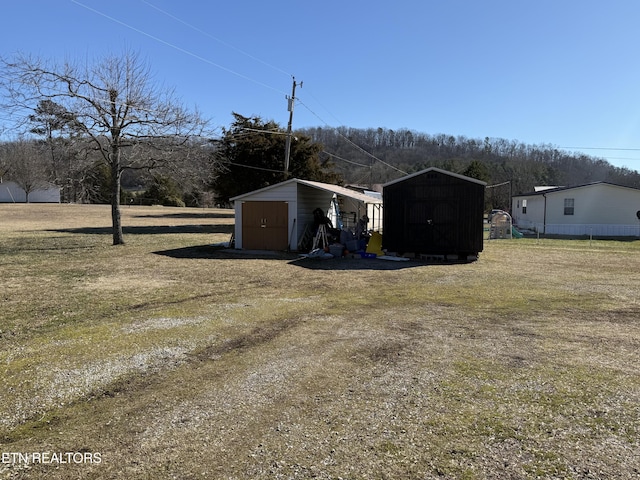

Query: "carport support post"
(284, 77), (302, 179)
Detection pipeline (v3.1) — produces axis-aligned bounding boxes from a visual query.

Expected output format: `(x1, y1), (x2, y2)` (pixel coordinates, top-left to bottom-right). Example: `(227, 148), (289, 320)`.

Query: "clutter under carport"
(303, 211), (405, 261)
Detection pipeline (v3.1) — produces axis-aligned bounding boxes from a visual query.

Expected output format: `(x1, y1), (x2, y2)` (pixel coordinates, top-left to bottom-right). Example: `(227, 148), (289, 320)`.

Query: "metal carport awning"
(295, 179), (382, 204)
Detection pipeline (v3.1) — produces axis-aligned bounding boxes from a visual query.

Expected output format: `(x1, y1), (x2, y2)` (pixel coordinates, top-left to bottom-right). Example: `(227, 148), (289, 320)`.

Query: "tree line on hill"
(2, 50), (640, 245)
(3, 114), (640, 214)
(299, 126), (640, 210)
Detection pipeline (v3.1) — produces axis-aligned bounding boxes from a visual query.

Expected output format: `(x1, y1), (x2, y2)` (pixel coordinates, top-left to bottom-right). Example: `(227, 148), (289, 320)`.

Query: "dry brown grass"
(1, 204), (639, 479)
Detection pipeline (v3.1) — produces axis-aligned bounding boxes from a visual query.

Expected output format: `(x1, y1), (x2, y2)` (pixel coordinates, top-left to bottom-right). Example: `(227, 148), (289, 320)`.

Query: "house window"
(522, 199), (527, 214)
(564, 198), (574, 215)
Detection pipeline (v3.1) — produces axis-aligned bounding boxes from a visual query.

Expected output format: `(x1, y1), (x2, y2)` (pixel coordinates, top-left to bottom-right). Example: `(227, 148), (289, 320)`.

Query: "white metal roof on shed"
(383, 167), (487, 187)
(230, 178), (382, 204)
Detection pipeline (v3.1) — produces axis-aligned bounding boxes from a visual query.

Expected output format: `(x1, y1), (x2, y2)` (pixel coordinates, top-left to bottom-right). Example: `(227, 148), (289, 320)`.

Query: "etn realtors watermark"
(1, 451), (101, 465)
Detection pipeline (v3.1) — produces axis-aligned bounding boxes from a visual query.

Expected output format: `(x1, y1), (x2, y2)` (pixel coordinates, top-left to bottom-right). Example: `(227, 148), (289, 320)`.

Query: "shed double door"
(242, 201), (288, 250)
(406, 200), (458, 251)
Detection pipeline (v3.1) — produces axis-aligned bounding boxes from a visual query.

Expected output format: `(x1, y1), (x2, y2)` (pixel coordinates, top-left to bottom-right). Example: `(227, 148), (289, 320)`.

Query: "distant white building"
(512, 181), (640, 237)
(0, 180), (60, 203)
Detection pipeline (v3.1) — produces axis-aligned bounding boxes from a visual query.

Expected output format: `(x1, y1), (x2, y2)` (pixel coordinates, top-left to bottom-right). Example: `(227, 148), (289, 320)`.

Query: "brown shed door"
(242, 201), (288, 250)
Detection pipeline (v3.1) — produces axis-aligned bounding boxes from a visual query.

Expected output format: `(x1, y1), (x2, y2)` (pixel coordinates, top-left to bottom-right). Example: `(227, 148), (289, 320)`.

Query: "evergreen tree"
(462, 160), (490, 183)
(212, 113), (341, 202)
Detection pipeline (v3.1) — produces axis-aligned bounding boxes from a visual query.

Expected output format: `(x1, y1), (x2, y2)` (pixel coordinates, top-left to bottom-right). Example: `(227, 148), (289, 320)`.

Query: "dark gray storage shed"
(382, 167), (486, 258)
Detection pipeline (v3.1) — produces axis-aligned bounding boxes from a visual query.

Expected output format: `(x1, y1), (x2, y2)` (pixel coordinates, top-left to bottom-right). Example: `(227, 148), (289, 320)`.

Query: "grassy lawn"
(1, 204), (639, 479)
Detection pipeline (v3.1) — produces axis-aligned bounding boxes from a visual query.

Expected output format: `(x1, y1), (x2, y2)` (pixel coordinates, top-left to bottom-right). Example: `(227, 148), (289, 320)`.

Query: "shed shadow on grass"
(133, 212), (235, 220)
(290, 256), (427, 271)
(153, 245), (297, 260)
(48, 224), (234, 235)
(153, 245), (431, 270)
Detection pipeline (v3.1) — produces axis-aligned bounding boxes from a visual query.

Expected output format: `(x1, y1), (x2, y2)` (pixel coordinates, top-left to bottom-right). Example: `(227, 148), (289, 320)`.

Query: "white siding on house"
(546, 184), (638, 225)
(512, 195), (546, 232)
(512, 183), (640, 236)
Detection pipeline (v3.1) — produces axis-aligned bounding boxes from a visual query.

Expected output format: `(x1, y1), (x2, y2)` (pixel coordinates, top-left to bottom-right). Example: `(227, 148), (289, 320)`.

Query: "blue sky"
(3, 0), (640, 171)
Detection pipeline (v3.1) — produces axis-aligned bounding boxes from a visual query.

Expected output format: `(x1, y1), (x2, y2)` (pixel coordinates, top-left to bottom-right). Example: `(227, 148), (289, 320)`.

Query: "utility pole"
(284, 76), (302, 179)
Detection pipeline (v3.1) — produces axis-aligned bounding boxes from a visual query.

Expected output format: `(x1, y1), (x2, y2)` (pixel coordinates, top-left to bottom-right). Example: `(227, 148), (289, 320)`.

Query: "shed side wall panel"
(297, 185), (333, 249)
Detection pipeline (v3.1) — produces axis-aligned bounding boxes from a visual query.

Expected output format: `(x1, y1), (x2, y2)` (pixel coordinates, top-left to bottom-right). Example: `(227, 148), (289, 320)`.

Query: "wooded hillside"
(300, 126), (640, 209)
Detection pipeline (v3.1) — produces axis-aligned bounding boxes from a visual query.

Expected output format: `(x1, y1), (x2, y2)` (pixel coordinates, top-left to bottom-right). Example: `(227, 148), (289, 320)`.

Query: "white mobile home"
(512, 182), (640, 237)
(230, 178), (382, 251)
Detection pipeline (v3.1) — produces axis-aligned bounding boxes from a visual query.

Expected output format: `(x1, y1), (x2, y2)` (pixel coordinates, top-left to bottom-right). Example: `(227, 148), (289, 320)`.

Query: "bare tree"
(0, 145), (9, 181)
(1, 50), (211, 244)
(1, 138), (49, 202)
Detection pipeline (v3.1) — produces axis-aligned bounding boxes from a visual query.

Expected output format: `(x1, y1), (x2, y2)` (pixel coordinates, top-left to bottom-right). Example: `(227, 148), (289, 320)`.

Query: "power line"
(218, 159), (285, 174)
(141, 0), (292, 78)
(238, 127), (287, 136)
(295, 97), (407, 175)
(321, 151), (370, 168)
(301, 87), (345, 127)
(70, 0), (286, 96)
(603, 157), (640, 162)
(560, 146), (640, 162)
(561, 146), (640, 151)
(73, 0), (406, 177)
(486, 181), (510, 189)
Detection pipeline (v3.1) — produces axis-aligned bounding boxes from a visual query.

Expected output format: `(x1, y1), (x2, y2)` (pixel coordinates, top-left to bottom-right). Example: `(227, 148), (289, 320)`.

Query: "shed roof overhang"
(230, 178), (382, 204)
(383, 167), (487, 187)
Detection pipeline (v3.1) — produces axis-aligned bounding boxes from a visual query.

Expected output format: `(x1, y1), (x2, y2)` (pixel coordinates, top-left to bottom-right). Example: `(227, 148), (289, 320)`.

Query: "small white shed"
(0, 181), (60, 203)
(230, 178), (383, 251)
(512, 181), (640, 236)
